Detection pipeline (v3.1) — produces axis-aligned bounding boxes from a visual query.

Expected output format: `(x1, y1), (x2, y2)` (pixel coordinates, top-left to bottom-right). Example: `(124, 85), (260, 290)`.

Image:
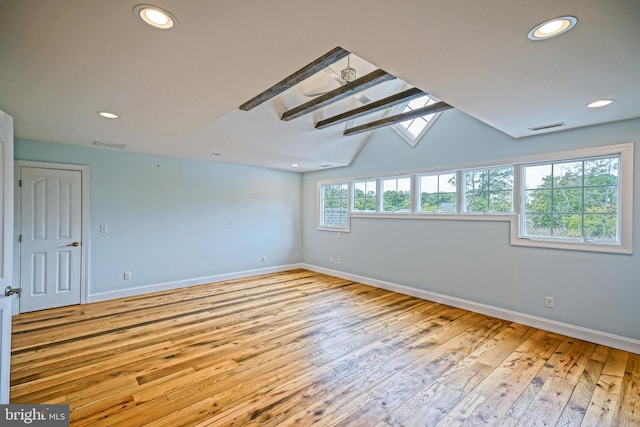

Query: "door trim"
(14, 161), (90, 313)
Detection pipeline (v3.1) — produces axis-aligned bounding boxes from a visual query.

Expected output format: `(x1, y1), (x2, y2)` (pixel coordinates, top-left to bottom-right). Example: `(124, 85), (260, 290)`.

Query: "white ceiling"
(1, 1), (639, 172)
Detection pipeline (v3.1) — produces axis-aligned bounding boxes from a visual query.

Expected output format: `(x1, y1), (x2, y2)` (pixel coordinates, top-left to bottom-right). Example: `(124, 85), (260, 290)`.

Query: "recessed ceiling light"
(528, 16), (577, 40)
(98, 111), (119, 119)
(587, 99), (615, 108)
(134, 5), (176, 29)
(210, 152), (222, 157)
(291, 163), (299, 168)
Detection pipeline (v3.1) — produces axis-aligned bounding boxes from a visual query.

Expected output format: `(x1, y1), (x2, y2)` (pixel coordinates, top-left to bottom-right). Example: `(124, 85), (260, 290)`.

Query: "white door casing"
(17, 165), (87, 313)
(0, 109), (15, 404)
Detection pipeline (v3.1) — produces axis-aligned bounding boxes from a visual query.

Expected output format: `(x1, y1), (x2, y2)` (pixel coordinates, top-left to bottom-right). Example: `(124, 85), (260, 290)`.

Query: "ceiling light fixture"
(528, 16), (577, 40)
(291, 163), (299, 168)
(134, 5), (176, 29)
(98, 111), (119, 119)
(587, 99), (614, 108)
(340, 55), (357, 83)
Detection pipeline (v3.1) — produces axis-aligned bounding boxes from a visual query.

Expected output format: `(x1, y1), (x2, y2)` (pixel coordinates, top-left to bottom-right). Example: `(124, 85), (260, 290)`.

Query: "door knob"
(5, 286), (22, 297)
(67, 242), (80, 247)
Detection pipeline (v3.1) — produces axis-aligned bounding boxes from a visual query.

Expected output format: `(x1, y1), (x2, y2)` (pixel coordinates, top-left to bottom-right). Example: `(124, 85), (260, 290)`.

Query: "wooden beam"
(238, 46), (350, 111)
(343, 101), (453, 136)
(315, 87), (425, 129)
(281, 69), (396, 121)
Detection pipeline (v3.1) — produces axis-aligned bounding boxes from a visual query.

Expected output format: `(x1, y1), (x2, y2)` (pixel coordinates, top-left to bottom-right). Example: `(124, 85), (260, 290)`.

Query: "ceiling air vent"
(529, 122), (566, 132)
(92, 140), (127, 150)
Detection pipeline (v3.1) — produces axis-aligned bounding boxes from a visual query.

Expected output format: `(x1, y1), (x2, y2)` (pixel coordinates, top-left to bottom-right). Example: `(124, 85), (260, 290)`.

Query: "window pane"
(584, 186), (617, 213)
(383, 177), (411, 212)
(353, 180), (377, 212)
(406, 118), (426, 138)
(526, 189), (551, 213)
(464, 167), (513, 213)
(525, 164), (552, 189)
(552, 188), (583, 213)
(440, 173), (456, 193)
(522, 154), (622, 242)
(420, 173), (456, 213)
(555, 161), (583, 188)
(489, 190), (513, 212)
(584, 214), (617, 240)
(465, 191), (488, 212)
(585, 158), (618, 186)
(321, 183), (348, 227)
(552, 214), (582, 238)
(525, 213), (552, 237)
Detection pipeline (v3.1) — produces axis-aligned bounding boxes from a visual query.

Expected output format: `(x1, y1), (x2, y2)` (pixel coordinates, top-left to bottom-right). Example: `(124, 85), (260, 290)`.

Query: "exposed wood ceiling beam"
(343, 101), (453, 136)
(315, 87), (425, 129)
(238, 46), (349, 111)
(281, 69), (396, 121)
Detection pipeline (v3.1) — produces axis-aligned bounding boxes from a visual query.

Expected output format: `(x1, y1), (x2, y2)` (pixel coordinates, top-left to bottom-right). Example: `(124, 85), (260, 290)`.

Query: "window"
(418, 172), (456, 213)
(352, 180), (377, 212)
(464, 167), (514, 213)
(316, 143), (632, 254)
(382, 177), (412, 212)
(319, 183), (349, 229)
(392, 95), (442, 146)
(522, 156), (619, 241)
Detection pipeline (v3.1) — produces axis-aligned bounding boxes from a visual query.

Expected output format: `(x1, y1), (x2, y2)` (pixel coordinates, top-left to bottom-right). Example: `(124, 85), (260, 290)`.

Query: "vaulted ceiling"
(1, 1), (639, 172)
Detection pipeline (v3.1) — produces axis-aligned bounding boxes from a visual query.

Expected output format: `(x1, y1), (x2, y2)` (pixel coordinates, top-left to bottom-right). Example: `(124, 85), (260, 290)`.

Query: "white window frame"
(380, 176), (413, 213)
(316, 143), (633, 255)
(511, 143), (633, 254)
(391, 95), (443, 147)
(351, 179), (378, 214)
(317, 181), (350, 231)
(462, 166), (515, 214)
(416, 171), (458, 214)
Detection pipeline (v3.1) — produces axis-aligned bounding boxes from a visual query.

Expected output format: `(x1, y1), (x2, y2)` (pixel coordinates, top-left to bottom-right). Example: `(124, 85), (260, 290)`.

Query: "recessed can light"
(587, 99), (614, 108)
(134, 5), (176, 29)
(528, 16), (577, 40)
(291, 163), (299, 168)
(98, 111), (119, 119)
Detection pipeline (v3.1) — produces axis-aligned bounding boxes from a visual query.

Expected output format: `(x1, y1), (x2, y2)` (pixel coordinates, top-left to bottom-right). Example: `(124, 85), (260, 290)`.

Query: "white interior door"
(0, 110), (15, 404)
(19, 166), (82, 313)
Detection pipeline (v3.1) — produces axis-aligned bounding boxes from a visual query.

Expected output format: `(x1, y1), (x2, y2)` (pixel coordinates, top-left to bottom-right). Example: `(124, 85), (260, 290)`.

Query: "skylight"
(392, 95), (442, 147)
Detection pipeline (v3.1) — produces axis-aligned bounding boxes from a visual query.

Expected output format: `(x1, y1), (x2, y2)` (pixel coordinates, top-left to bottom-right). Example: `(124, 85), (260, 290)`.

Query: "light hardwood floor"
(10, 270), (640, 426)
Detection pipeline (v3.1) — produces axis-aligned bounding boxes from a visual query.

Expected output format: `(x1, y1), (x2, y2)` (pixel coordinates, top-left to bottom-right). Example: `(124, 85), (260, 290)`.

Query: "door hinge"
(18, 179), (22, 187)
(18, 234), (22, 243)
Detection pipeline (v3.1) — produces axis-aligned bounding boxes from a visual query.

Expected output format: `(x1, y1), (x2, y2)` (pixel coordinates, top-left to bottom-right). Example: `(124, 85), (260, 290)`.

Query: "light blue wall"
(302, 111), (640, 341)
(16, 140), (302, 294)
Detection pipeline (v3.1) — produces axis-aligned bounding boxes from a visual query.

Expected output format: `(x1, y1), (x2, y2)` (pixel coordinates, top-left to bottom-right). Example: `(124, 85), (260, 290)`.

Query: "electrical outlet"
(261, 256), (267, 263)
(337, 257), (342, 265)
(545, 296), (554, 308)
(329, 256), (333, 264)
(100, 224), (108, 233)
(124, 271), (132, 280)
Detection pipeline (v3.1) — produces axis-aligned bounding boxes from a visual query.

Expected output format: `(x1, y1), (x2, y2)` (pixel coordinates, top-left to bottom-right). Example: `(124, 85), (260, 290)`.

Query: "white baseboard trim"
(87, 263), (305, 303)
(301, 263), (640, 355)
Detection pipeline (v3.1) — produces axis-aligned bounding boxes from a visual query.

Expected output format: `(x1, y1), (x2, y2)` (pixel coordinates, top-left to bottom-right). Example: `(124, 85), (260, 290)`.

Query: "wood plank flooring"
(9, 269), (640, 426)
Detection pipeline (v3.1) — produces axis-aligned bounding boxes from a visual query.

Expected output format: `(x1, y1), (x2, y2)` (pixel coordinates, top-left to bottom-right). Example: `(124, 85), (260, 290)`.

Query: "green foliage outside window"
(465, 167), (514, 213)
(382, 178), (411, 212)
(524, 157), (618, 240)
(353, 180), (377, 212)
